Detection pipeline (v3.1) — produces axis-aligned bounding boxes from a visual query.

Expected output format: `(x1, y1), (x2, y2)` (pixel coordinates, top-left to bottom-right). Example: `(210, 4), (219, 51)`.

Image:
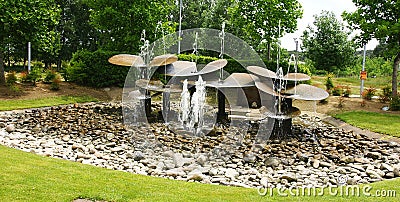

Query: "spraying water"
(189, 76), (206, 134)
(180, 79), (191, 126)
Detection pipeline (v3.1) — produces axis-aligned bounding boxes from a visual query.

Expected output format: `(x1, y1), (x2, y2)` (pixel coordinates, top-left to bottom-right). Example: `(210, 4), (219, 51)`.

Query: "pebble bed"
(1, 103), (400, 189)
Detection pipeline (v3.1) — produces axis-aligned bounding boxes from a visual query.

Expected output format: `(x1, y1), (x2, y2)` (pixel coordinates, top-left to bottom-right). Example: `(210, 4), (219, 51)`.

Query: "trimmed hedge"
(67, 49), (129, 88)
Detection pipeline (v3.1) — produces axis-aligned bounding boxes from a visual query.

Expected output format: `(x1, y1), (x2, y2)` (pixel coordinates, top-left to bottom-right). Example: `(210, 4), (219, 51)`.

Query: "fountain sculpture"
(108, 26), (328, 140)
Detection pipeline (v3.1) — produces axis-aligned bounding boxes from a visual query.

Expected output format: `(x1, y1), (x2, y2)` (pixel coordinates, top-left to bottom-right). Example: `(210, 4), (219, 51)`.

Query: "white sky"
(280, 0), (379, 51)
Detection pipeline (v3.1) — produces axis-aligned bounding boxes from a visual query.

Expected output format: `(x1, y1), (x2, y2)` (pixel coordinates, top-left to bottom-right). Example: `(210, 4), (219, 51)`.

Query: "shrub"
(362, 87), (376, 100)
(325, 73), (334, 93)
(331, 85), (343, 96)
(26, 67), (44, 85)
(19, 71), (29, 83)
(342, 86), (351, 97)
(50, 74), (62, 91)
(379, 86), (391, 103)
(390, 96), (400, 111)
(6, 71), (18, 86)
(67, 49), (127, 87)
(44, 69), (58, 84)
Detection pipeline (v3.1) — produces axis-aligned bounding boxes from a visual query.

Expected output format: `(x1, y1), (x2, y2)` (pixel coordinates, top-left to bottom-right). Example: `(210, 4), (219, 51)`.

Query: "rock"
(62, 135), (70, 142)
(196, 154), (207, 166)
(354, 157), (370, 164)
(264, 157), (280, 168)
(6, 124), (15, 133)
(173, 153), (185, 168)
(243, 152), (256, 163)
(166, 168), (185, 177)
(260, 177), (269, 187)
(110, 147), (124, 153)
(313, 159), (320, 169)
(380, 163), (394, 172)
(366, 152), (382, 160)
(319, 161), (332, 168)
(340, 156), (354, 163)
(350, 164), (365, 172)
(366, 169), (383, 179)
(385, 172), (395, 178)
(394, 166), (400, 177)
(133, 151), (145, 161)
(187, 173), (205, 181)
(225, 168), (239, 179)
(281, 173), (297, 182)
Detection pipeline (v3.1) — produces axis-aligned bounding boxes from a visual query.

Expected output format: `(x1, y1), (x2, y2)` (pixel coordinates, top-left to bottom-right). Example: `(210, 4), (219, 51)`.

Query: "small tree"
(302, 11), (356, 73)
(343, 0), (400, 98)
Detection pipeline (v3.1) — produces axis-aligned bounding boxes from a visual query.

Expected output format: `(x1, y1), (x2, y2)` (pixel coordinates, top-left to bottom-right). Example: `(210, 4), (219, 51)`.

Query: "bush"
(19, 71), (29, 83)
(27, 67), (43, 85)
(343, 86), (351, 97)
(50, 74), (62, 91)
(325, 73), (334, 93)
(67, 49), (127, 87)
(6, 71), (18, 86)
(331, 86), (343, 96)
(44, 69), (58, 84)
(362, 87), (376, 100)
(379, 86), (392, 103)
(390, 96), (400, 111)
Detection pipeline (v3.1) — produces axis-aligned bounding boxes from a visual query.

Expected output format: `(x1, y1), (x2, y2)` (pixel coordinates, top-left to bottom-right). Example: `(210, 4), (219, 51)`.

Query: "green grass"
(311, 76), (396, 94)
(333, 111), (400, 138)
(0, 145), (399, 201)
(0, 96), (98, 111)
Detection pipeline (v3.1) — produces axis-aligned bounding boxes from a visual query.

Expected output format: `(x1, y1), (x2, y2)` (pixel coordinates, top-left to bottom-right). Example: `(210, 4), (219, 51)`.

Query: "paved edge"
(319, 113), (400, 144)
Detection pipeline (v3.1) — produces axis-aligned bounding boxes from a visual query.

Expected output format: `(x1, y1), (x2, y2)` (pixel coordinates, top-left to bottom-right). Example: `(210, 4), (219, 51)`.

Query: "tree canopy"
(301, 11), (356, 73)
(0, 0), (60, 85)
(343, 0), (400, 97)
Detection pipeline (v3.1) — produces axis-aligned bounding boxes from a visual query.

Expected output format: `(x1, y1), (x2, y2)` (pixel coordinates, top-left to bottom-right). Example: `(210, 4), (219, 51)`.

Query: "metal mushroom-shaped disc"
(207, 73), (256, 88)
(149, 54), (178, 67)
(108, 54), (145, 67)
(284, 84), (329, 101)
(164, 61), (197, 76)
(197, 59), (228, 75)
(283, 73), (311, 81)
(246, 66), (277, 79)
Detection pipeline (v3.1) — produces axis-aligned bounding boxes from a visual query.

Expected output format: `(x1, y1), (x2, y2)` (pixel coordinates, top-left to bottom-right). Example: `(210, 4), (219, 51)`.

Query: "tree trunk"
(392, 52), (400, 98)
(0, 50), (5, 85)
(267, 43), (271, 60)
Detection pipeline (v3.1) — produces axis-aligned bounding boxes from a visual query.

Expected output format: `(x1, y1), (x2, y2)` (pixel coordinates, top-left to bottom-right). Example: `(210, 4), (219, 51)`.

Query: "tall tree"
(0, 0), (60, 85)
(343, 0), (400, 98)
(227, 0), (303, 59)
(86, 0), (176, 53)
(301, 11), (356, 73)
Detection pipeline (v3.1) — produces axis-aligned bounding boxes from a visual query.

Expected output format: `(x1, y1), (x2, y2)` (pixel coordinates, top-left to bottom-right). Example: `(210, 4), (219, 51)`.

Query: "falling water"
(289, 54), (298, 96)
(179, 79), (191, 126)
(190, 76), (206, 134)
(219, 22), (226, 82)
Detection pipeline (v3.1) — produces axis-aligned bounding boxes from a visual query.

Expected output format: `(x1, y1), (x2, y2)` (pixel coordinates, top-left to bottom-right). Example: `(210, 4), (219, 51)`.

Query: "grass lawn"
(0, 145), (399, 201)
(0, 96), (98, 111)
(311, 75), (396, 94)
(333, 111), (400, 138)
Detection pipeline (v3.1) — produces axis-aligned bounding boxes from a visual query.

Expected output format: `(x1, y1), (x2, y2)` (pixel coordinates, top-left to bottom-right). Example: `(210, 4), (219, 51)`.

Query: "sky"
(280, 0), (379, 51)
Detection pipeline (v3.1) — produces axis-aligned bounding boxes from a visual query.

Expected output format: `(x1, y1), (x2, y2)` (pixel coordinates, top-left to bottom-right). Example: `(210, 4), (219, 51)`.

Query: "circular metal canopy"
(149, 54), (178, 67)
(247, 66), (277, 79)
(206, 73), (256, 88)
(284, 84), (329, 101)
(283, 73), (311, 81)
(108, 54), (145, 67)
(162, 61), (197, 76)
(197, 59), (228, 75)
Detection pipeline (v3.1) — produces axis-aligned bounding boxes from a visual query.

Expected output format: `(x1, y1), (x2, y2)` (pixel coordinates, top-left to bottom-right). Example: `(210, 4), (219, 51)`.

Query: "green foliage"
(362, 87), (376, 100)
(50, 74), (62, 91)
(379, 86), (392, 103)
(44, 70), (58, 84)
(331, 86), (342, 96)
(0, 0), (60, 84)
(5, 71), (18, 86)
(302, 11), (356, 73)
(228, 0), (303, 56)
(343, 1), (400, 98)
(325, 73), (334, 92)
(390, 96), (400, 111)
(27, 67), (44, 85)
(86, 0), (176, 53)
(67, 49), (128, 88)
